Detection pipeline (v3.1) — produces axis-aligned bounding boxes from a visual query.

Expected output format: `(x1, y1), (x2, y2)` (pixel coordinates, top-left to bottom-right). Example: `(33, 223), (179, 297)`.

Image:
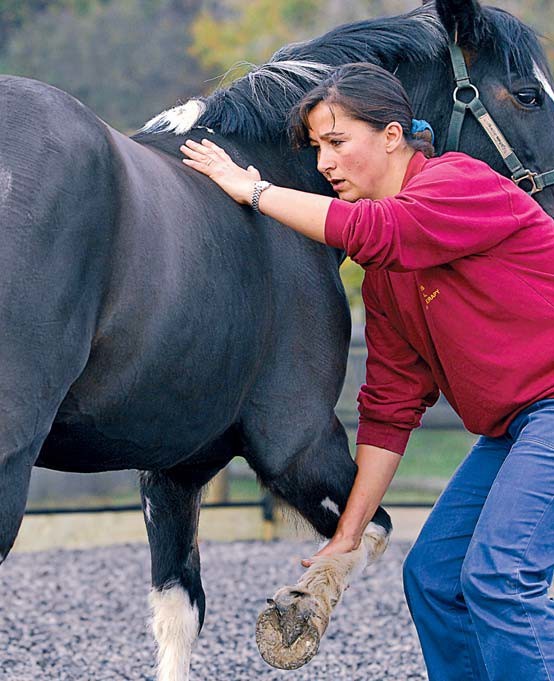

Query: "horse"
(0, 0), (553, 678)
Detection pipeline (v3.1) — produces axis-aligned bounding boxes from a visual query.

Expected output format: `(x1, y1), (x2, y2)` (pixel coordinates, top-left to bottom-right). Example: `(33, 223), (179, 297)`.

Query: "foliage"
(0, 0), (208, 131)
(339, 258), (365, 313)
(188, 0), (321, 80)
(0, 0), (113, 47)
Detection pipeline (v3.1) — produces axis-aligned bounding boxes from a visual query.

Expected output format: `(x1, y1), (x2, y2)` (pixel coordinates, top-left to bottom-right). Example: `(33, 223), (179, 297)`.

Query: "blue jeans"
(403, 399), (554, 681)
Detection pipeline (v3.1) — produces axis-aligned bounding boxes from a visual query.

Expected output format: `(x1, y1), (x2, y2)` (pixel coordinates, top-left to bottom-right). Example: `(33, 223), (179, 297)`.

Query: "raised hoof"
(256, 600), (321, 670)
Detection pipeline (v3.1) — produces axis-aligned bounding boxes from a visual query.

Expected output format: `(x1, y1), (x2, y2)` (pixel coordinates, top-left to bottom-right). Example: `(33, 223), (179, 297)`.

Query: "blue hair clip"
(411, 118), (435, 145)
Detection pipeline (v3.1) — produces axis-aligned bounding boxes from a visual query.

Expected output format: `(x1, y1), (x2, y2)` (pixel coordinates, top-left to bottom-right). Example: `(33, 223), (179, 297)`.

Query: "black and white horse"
(1, 0), (553, 678)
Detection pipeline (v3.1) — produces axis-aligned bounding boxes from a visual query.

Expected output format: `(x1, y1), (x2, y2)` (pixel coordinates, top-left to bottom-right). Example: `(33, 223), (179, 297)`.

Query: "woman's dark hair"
(289, 62), (434, 158)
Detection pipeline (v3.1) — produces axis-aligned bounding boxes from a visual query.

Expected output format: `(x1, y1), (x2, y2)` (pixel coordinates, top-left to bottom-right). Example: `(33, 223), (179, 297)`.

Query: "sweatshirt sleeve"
(325, 156), (522, 271)
(356, 276), (440, 455)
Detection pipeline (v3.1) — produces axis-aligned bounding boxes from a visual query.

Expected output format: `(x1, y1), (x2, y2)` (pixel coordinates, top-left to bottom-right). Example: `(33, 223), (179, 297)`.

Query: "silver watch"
(251, 180), (272, 213)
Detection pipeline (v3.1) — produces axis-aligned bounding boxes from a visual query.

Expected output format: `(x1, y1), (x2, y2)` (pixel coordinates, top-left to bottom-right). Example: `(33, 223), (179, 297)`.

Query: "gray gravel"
(0, 540), (426, 681)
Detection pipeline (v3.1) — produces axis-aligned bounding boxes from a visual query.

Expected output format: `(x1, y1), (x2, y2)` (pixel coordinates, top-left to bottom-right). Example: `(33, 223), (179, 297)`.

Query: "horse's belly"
(36, 421), (190, 472)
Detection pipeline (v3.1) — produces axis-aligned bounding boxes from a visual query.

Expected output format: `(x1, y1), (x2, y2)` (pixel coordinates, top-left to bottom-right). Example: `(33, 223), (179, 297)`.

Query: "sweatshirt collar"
(401, 151), (427, 191)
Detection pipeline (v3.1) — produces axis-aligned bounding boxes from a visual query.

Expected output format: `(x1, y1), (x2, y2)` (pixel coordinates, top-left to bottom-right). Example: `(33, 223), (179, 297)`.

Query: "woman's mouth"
(330, 179), (346, 192)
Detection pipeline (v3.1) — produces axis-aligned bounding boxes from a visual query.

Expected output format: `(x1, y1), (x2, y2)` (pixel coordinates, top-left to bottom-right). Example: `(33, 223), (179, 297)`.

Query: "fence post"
(261, 493), (275, 541)
(204, 469), (229, 504)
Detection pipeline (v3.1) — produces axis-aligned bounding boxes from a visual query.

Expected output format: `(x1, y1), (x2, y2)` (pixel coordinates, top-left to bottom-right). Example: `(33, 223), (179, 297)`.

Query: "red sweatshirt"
(324, 151), (554, 455)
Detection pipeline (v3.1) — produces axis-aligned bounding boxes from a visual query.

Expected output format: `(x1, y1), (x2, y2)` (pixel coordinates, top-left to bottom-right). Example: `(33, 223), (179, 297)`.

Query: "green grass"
(397, 428), (478, 478)
(347, 427), (476, 477)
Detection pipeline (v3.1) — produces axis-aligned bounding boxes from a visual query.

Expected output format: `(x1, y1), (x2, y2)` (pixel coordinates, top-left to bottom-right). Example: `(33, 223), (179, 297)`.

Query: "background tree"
(0, 0), (208, 130)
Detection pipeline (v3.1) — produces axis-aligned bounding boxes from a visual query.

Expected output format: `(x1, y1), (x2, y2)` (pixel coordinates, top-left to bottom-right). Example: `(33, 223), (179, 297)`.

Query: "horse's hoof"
(255, 600), (321, 670)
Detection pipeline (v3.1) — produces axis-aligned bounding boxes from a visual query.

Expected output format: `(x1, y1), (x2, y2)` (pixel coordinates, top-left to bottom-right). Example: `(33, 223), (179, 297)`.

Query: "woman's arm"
(181, 139), (333, 243)
(301, 444), (402, 566)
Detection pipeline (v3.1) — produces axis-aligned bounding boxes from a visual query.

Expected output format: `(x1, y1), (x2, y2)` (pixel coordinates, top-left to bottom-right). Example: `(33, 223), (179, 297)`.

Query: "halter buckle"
(453, 83), (479, 105)
(512, 171), (541, 195)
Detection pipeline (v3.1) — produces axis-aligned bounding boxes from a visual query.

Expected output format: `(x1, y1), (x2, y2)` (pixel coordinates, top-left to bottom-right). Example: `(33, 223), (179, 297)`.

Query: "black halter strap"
(444, 42), (554, 195)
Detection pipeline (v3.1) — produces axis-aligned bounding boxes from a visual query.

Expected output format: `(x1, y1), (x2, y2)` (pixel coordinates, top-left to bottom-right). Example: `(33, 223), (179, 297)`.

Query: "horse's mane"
(134, 3), (549, 144)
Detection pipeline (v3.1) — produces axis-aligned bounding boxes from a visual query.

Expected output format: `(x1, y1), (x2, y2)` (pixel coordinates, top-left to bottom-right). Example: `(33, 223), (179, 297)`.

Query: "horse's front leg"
(246, 418), (392, 669)
(140, 469), (205, 681)
(256, 512), (391, 669)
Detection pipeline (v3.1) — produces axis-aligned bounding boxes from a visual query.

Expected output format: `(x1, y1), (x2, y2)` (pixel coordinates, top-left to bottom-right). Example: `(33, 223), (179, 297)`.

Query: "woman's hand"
(180, 138), (261, 205)
(301, 532), (361, 568)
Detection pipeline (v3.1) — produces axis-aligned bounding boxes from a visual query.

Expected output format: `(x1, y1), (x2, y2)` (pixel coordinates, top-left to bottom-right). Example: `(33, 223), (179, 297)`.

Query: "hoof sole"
(256, 605), (320, 670)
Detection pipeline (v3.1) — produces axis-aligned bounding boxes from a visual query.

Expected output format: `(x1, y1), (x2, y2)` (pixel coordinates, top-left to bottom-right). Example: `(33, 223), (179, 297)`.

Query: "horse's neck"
(397, 60), (453, 155)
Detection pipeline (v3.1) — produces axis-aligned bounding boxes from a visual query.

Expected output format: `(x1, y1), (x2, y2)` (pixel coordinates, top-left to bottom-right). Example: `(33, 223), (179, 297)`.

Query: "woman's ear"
(384, 121), (405, 152)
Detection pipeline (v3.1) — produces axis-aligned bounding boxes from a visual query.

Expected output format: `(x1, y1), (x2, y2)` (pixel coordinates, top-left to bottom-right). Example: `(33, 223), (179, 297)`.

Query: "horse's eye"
(515, 89), (542, 107)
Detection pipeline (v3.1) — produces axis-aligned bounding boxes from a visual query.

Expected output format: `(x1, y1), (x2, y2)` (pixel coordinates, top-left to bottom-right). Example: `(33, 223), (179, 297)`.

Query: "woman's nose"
(317, 150), (335, 174)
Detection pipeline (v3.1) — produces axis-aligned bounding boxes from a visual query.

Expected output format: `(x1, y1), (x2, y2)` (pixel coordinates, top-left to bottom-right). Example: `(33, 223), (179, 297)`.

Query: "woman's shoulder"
(405, 150), (512, 198)
(422, 151), (496, 175)
(407, 152), (552, 227)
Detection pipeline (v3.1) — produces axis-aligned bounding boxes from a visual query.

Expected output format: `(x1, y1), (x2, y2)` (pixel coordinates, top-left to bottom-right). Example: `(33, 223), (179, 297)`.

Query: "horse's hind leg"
(0, 437), (43, 563)
(140, 448), (233, 681)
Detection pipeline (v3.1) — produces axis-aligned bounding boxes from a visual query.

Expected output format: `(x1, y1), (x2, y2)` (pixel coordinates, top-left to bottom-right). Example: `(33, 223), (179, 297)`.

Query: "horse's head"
(404, 0), (554, 215)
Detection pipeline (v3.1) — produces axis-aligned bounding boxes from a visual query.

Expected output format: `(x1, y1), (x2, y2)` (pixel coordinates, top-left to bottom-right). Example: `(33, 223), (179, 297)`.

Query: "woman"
(181, 63), (554, 680)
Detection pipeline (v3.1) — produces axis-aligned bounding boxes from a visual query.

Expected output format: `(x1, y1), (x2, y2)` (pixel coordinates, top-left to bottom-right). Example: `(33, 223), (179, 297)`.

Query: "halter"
(444, 41), (554, 195)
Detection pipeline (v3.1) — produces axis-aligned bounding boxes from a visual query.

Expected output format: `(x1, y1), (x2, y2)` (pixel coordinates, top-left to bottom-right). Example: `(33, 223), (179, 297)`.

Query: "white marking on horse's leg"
(138, 99), (208, 135)
(534, 62), (554, 103)
(320, 497), (340, 516)
(0, 168), (13, 208)
(144, 496), (153, 524)
(149, 584), (199, 681)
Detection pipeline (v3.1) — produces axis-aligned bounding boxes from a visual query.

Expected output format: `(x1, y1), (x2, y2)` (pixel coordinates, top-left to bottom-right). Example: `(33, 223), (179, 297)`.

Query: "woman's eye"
(330, 139), (343, 147)
(515, 89), (543, 107)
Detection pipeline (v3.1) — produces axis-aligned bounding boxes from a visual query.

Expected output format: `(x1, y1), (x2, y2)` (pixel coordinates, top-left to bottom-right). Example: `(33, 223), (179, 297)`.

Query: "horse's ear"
(435, 0), (488, 48)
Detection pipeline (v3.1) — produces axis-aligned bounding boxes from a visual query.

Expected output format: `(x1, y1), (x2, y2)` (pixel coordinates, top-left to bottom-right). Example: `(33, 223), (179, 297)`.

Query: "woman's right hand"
(180, 138), (261, 204)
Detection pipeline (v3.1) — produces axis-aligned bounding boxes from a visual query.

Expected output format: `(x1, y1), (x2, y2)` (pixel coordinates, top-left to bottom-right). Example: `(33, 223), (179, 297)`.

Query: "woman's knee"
(403, 541), (439, 598)
(460, 542), (511, 607)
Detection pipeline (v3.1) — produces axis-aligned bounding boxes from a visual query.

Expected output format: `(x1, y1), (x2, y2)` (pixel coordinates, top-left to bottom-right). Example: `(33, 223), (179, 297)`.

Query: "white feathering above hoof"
(149, 585), (199, 681)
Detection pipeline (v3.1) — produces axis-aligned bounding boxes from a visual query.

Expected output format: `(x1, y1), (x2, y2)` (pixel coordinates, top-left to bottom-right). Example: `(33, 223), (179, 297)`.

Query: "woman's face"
(307, 101), (401, 202)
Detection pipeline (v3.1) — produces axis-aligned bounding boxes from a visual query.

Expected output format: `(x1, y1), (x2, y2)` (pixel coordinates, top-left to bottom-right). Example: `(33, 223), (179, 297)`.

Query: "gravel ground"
(0, 540), (426, 681)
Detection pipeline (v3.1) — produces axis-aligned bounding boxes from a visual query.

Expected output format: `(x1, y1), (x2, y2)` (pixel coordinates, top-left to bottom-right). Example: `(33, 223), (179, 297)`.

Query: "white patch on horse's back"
(0, 167), (13, 208)
(534, 62), (554, 103)
(138, 99), (209, 136)
(149, 584), (199, 681)
(321, 497), (340, 516)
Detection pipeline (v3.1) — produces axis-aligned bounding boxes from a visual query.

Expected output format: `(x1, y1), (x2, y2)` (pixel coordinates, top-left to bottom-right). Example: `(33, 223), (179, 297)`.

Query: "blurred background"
(1, 0), (551, 534)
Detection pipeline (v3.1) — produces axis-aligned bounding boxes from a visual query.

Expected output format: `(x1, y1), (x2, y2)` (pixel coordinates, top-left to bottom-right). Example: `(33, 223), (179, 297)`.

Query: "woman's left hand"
(180, 138), (261, 205)
(301, 532), (362, 568)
